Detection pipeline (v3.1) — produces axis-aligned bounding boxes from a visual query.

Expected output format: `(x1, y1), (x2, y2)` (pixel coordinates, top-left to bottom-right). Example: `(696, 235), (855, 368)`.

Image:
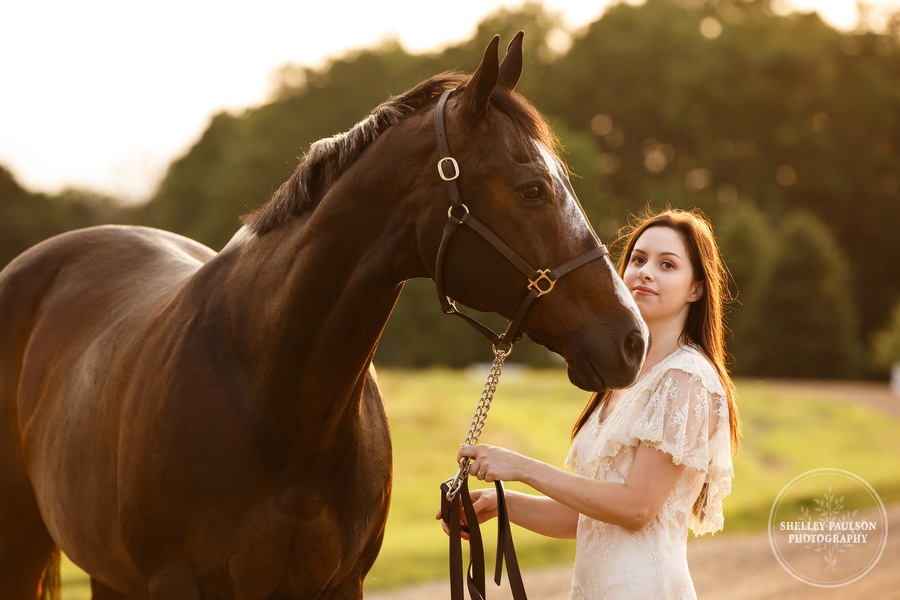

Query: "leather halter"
(432, 88), (609, 351)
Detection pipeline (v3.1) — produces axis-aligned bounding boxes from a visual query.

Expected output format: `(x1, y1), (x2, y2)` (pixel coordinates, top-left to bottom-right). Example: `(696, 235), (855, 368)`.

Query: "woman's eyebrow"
(633, 247), (683, 259)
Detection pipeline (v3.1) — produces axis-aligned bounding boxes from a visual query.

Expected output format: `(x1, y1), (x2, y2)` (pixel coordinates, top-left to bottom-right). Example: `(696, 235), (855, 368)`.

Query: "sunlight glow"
(0, 0), (896, 201)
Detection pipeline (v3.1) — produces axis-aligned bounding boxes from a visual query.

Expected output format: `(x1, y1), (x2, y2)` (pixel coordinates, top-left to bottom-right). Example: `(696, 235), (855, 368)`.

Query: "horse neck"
(221, 177), (419, 432)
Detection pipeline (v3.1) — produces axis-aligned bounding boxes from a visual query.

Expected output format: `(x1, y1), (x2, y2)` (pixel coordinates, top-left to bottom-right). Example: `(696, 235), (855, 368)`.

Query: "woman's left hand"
(458, 444), (528, 483)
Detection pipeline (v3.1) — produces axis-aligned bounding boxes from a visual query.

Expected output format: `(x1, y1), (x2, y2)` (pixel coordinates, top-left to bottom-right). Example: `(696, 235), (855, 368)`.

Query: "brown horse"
(0, 33), (646, 599)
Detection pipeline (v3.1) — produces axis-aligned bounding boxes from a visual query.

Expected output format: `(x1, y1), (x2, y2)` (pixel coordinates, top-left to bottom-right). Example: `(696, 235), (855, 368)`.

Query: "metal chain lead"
(444, 346), (509, 500)
(464, 347), (507, 446)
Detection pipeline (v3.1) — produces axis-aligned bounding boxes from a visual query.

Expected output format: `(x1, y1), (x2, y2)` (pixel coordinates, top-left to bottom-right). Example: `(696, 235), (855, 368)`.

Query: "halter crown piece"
(432, 88), (610, 353)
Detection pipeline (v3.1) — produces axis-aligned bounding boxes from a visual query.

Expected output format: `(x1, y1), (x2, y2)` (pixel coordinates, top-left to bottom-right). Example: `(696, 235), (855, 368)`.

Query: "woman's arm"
(465, 487), (580, 539)
(459, 442), (684, 532)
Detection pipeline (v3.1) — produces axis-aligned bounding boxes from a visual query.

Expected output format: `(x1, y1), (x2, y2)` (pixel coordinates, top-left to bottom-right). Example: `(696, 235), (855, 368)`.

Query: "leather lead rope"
(441, 479), (527, 600)
(494, 481), (527, 598)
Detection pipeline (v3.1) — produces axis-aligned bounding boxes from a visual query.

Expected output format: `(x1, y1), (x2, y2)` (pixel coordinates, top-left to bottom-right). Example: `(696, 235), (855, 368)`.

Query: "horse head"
(417, 32), (648, 391)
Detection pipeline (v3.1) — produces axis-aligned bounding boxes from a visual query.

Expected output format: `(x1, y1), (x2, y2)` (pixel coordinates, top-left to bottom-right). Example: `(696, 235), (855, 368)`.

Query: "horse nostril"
(622, 329), (648, 367)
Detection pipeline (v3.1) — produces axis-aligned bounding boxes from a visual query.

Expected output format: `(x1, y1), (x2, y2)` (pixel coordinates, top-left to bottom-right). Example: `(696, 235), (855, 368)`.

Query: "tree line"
(2, 0), (899, 378)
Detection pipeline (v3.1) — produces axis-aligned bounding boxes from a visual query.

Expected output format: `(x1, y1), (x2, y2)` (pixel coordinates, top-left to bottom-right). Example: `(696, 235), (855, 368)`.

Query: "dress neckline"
(595, 344), (692, 426)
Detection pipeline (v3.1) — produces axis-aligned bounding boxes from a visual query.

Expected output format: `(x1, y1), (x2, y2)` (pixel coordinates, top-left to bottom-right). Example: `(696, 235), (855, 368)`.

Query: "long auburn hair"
(573, 207), (741, 457)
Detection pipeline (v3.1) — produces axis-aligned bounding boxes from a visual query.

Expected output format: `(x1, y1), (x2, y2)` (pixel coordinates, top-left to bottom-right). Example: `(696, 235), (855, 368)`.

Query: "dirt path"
(367, 380), (900, 599)
(368, 502), (898, 599)
(764, 378), (900, 418)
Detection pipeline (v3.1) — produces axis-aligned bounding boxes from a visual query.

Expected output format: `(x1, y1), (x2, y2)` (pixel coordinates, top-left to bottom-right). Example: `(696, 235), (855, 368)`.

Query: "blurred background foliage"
(2, 0), (899, 378)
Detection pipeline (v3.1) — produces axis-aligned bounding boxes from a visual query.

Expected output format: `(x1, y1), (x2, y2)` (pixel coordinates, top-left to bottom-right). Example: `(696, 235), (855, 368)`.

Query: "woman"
(452, 207), (740, 599)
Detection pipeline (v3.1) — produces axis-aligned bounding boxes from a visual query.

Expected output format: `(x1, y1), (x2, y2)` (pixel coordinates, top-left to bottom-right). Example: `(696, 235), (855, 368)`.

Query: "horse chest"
(117, 389), (392, 594)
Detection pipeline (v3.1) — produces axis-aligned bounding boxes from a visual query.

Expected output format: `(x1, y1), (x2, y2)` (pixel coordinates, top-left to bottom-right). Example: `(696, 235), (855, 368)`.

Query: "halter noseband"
(432, 88), (609, 351)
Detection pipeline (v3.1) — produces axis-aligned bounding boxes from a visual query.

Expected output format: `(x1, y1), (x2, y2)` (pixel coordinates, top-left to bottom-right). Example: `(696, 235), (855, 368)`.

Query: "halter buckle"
(527, 269), (557, 297)
(437, 157), (460, 181)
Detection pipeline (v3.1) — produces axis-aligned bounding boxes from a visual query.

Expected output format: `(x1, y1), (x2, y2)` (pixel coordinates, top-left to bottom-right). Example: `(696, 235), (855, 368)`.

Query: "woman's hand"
(457, 444), (529, 483)
(435, 486), (499, 539)
(435, 444), (529, 538)
(436, 444), (583, 540)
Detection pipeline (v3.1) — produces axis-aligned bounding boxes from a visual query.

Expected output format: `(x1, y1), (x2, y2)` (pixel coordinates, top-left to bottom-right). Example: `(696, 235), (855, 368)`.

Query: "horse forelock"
(489, 89), (563, 169)
(242, 72), (556, 235)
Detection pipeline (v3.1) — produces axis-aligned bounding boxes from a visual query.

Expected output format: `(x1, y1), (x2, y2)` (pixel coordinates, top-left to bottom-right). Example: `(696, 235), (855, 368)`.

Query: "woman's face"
(623, 225), (703, 325)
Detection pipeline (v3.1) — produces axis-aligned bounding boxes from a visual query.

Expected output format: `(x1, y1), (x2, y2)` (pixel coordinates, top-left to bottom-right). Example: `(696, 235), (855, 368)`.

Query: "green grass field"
(54, 368), (900, 597)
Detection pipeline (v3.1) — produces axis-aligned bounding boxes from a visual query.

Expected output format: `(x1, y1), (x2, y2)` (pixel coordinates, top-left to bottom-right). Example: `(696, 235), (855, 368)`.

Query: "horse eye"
(519, 183), (547, 204)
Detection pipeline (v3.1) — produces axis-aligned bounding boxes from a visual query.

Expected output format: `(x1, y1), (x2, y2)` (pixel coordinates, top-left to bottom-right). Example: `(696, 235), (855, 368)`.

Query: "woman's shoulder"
(657, 344), (726, 397)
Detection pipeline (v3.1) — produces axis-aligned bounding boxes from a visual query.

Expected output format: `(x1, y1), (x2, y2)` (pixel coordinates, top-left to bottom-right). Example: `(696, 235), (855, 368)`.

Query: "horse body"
(0, 33), (647, 598)
(5, 213), (397, 597)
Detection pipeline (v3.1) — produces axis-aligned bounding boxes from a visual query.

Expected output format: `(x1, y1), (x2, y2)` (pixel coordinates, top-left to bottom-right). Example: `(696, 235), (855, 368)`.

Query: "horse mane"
(242, 72), (560, 235)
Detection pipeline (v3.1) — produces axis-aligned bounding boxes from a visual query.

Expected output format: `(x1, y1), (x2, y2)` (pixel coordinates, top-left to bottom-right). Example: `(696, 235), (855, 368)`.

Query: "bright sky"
(1, 0), (896, 202)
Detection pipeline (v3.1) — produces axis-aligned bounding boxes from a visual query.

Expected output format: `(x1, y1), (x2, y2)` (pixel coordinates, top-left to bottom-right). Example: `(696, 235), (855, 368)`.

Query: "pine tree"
(715, 203), (773, 375)
(739, 210), (863, 378)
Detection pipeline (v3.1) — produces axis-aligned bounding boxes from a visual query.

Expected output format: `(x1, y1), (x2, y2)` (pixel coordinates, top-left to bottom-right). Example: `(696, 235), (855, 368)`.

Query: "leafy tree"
(713, 202), (773, 375)
(739, 210), (863, 378)
(0, 166), (124, 268)
(0, 165), (33, 267)
(545, 117), (608, 232)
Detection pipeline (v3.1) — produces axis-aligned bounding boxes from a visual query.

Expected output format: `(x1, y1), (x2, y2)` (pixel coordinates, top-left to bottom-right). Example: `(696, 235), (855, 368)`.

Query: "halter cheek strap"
(432, 88), (609, 350)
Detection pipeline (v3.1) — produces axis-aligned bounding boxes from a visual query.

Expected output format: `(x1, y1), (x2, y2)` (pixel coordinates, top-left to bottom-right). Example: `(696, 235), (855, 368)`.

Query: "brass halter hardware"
(527, 269), (556, 297)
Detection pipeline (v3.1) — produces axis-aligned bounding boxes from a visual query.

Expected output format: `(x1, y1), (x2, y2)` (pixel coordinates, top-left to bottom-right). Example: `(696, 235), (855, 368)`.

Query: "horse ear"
(459, 35), (500, 119)
(498, 31), (524, 91)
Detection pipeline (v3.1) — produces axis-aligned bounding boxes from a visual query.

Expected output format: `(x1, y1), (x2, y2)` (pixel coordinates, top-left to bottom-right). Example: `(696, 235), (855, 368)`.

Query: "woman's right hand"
(468, 486), (499, 523)
(436, 485), (500, 539)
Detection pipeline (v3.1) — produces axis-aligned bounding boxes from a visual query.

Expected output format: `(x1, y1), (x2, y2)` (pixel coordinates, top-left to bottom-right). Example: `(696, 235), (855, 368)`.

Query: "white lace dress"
(565, 344), (734, 599)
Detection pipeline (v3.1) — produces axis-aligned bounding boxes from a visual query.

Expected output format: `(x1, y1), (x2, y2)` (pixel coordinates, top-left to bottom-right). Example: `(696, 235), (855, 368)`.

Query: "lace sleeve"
(630, 367), (715, 470)
(629, 365), (734, 535)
